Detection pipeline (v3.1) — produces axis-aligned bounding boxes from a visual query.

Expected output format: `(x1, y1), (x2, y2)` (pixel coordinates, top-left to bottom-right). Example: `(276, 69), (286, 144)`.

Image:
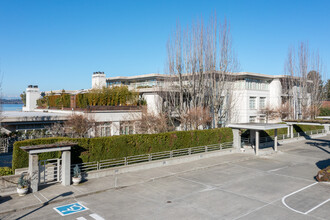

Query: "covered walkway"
(229, 123), (288, 155)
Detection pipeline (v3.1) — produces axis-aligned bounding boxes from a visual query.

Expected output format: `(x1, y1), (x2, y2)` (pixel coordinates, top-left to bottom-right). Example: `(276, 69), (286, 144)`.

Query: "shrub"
(0, 167), (13, 176)
(12, 128), (233, 171)
(263, 124), (324, 137)
(319, 107), (330, 116)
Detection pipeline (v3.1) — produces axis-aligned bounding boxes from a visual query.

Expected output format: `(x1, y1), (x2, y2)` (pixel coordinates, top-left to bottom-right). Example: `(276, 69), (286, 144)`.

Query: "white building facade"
(21, 71), (311, 136)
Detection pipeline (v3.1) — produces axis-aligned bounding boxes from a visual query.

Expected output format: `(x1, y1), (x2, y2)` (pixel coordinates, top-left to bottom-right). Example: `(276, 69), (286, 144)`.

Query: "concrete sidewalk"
(0, 152), (255, 215)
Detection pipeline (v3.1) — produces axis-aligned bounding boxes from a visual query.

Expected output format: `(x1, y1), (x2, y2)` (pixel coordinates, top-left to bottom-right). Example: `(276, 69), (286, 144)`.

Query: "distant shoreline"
(1, 99), (23, 104)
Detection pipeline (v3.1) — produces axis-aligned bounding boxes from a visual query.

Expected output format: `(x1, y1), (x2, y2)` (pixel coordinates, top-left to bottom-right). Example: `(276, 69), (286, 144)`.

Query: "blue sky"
(0, 0), (329, 98)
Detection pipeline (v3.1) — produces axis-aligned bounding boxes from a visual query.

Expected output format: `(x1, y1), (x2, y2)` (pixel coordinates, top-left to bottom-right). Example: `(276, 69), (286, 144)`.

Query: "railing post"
(220, 143), (222, 150)
(124, 157), (128, 165)
(205, 146), (208, 152)
(57, 158), (60, 182)
(188, 148), (191, 155)
(283, 134), (285, 140)
(148, 154), (152, 161)
(170, 151), (173, 158)
(97, 161), (100, 170)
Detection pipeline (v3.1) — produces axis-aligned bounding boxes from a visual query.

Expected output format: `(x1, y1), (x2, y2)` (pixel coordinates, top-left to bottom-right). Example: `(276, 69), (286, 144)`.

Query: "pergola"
(229, 123), (288, 155)
(20, 142), (77, 192)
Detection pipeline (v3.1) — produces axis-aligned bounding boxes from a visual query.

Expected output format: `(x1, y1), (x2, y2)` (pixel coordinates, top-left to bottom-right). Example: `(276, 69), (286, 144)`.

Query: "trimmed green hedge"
(12, 128), (233, 170)
(263, 124), (324, 137)
(0, 167), (13, 176)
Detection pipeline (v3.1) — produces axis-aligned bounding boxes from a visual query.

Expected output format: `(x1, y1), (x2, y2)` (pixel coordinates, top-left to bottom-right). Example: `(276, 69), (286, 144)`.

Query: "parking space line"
(71, 185), (84, 193)
(76, 217), (87, 220)
(38, 192), (48, 201)
(267, 166), (288, 172)
(90, 213), (105, 220)
(304, 198), (330, 214)
(281, 182), (318, 215)
(33, 194), (43, 203)
(176, 176), (214, 188)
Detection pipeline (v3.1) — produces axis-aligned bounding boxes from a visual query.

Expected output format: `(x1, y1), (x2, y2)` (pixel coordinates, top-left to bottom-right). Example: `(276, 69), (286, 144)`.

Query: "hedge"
(12, 128), (233, 171)
(241, 124), (324, 138)
(0, 167), (13, 176)
(263, 124), (324, 137)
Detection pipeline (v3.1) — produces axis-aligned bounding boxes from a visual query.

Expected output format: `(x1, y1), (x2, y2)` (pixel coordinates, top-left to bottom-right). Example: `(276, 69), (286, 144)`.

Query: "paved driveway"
(1, 136), (329, 220)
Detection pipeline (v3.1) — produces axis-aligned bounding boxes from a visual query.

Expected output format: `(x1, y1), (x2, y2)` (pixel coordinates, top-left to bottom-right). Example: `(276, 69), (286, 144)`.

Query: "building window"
(120, 122), (135, 135)
(259, 97), (266, 109)
(99, 122), (111, 137)
(249, 116), (256, 123)
(249, 97), (256, 109)
(259, 115), (266, 123)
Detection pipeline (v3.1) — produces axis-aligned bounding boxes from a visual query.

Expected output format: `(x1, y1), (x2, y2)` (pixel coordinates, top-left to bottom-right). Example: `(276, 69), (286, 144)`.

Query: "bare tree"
(65, 114), (96, 138)
(258, 105), (279, 123)
(283, 42), (325, 120)
(133, 106), (172, 134)
(47, 123), (66, 137)
(165, 14), (239, 130)
(181, 106), (211, 130)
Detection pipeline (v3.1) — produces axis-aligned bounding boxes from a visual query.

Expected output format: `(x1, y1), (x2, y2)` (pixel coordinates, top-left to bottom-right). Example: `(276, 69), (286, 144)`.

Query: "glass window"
(259, 97), (266, 109)
(100, 123), (111, 137)
(249, 116), (256, 123)
(249, 97), (256, 109)
(259, 116), (266, 123)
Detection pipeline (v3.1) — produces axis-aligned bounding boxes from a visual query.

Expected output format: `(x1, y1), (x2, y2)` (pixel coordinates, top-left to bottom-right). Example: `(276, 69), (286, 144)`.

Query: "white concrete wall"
(143, 93), (162, 115)
(269, 78), (282, 110)
(92, 73), (106, 89)
(25, 87), (40, 111)
(231, 89), (271, 123)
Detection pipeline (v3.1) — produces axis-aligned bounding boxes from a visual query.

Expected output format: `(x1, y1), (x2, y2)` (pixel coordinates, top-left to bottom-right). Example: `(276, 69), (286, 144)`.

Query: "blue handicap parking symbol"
(53, 202), (89, 216)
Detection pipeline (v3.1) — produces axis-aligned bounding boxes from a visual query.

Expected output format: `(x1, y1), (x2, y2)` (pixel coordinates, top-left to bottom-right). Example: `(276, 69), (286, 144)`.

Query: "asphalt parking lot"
(1, 136), (329, 220)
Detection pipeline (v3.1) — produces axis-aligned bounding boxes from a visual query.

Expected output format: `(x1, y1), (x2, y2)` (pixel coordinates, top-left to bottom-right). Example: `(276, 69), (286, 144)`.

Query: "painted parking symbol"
(53, 202), (89, 216)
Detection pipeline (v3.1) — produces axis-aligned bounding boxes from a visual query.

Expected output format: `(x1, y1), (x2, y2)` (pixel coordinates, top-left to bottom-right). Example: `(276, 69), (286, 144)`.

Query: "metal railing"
(71, 142), (233, 173)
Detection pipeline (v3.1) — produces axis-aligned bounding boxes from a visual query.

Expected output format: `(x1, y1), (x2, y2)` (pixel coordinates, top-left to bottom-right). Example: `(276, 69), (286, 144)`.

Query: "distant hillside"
(1, 99), (23, 104)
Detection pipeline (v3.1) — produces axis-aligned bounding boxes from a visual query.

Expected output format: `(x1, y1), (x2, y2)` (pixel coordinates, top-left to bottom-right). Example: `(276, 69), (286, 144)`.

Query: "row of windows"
(249, 97), (266, 110)
(249, 115), (266, 123)
(98, 122), (135, 137)
(245, 78), (269, 90)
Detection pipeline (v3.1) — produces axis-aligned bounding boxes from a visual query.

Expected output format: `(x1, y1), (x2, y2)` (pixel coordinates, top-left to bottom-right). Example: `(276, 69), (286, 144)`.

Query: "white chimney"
(92, 72), (106, 89)
(25, 85), (40, 111)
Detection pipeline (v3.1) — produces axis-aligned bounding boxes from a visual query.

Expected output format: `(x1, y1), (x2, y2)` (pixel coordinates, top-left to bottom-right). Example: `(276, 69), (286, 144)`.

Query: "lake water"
(2, 104), (24, 111)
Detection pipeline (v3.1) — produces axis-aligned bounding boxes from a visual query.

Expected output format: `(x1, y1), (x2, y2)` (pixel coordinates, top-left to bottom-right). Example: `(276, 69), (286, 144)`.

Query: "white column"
(111, 122), (120, 136)
(29, 154), (39, 192)
(232, 129), (241, 150)
(290, 125), (294, 138)
(274, 129), (278, 152)
(61, 151), (71, 186)
(255, 130), (259, 156)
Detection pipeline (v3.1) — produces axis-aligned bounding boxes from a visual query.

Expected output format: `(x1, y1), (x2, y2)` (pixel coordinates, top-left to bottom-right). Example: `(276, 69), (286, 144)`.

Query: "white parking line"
(33, 194), (43, 203)
(304, 198), (330, 214)
(38, 192), (48, 201)
(267, 166), (288, 172)
(90, 213), (105, 220)
(281, 182), (330, 215)
(76, 217), (87, 220)
(282, 182), (318, 214)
